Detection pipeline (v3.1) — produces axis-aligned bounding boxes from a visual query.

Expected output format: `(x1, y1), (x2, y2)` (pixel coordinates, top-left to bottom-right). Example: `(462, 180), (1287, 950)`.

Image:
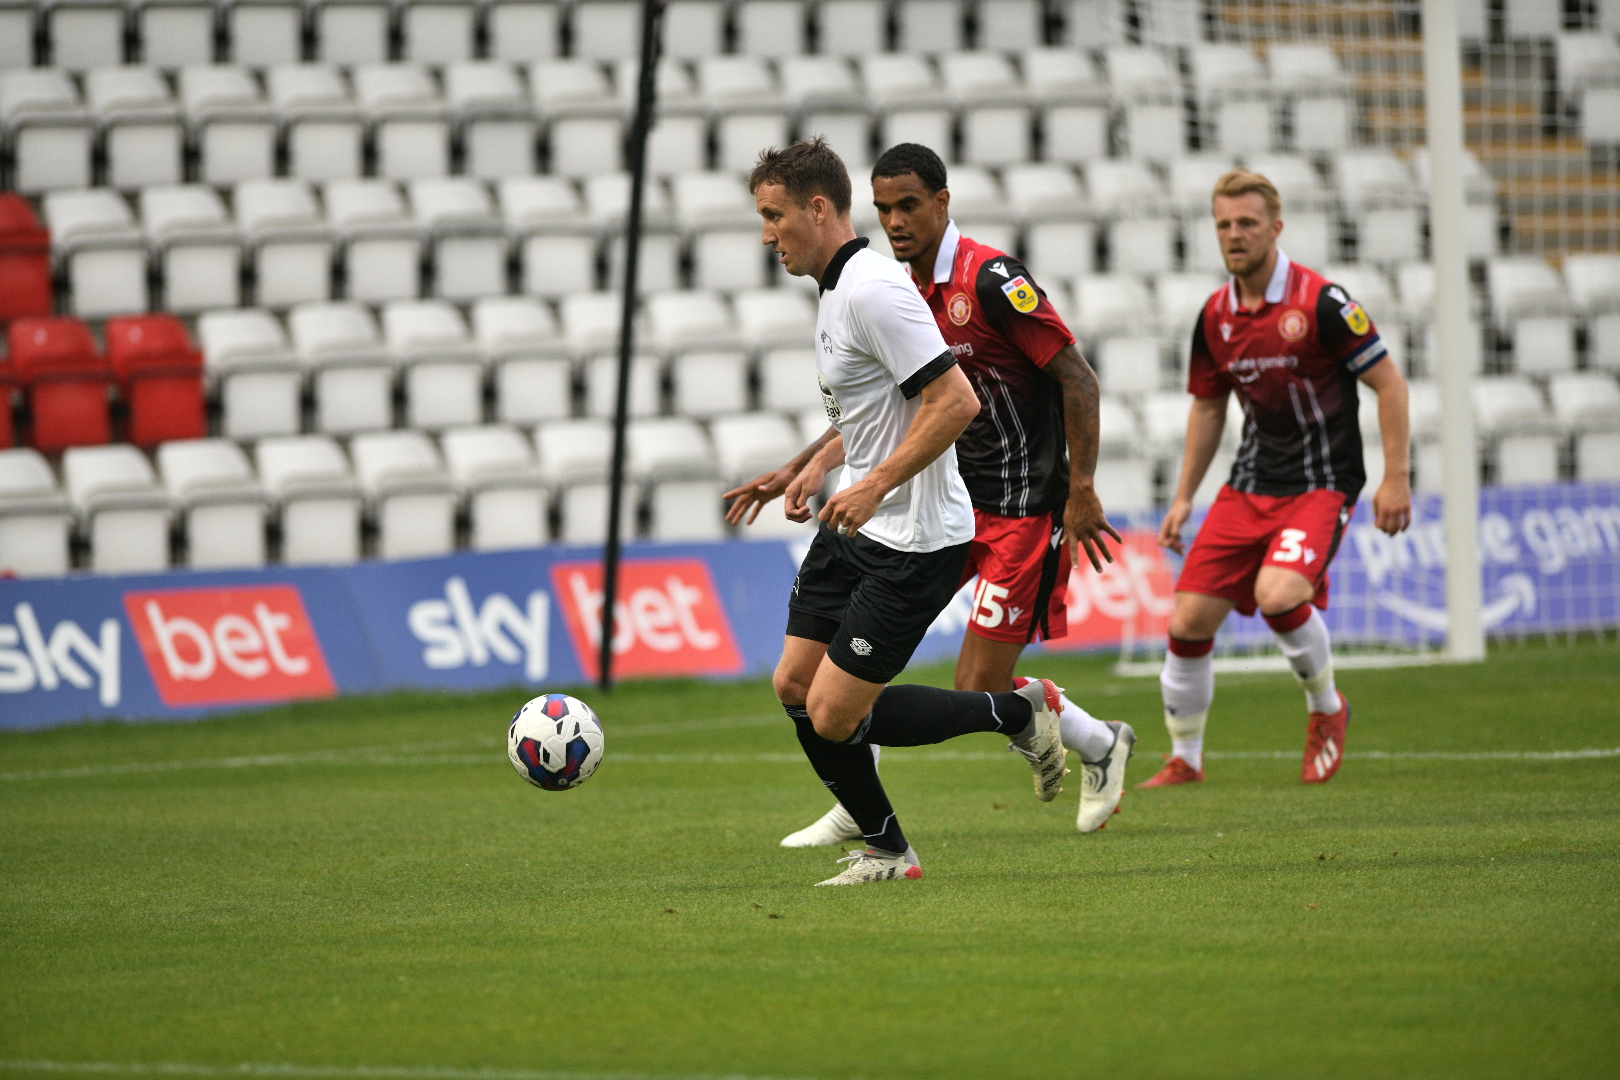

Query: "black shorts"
(785, 524), (972, 684)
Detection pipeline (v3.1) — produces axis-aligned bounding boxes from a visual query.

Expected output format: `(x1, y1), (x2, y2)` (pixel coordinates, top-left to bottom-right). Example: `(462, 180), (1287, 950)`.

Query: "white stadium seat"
(324, 179), (423, 302)
(734, 290), (816, 350)
(1279, 212), (1335, 269)
(1141, 391), (1193, 450)
(563, 291), (636, 355)
(353, 63), (451, 181)
(197, 308), (304, 439)
(584, 172), (674, 231)
(445, 62), (538, 180)
(1563, 254), (1620, 313)
(43, 189), (150, 318)
(664, 0), (725, 59)
(140, 184), (242, 313)
(780, 56), (863, 111)
(1512, 316), (1577, 376)
(289, 301), (395, 434)
(312, 0), (390, 65)
(156, 439), (268, 569)
(572, 0), (639, 60)
(736, 0), (807, 58)
(693, 230), (771, 292)
(1472, 377), (1552, 438)
(1244, 153), (1333, 212)
(179, 65), (276, 185)
(1097, 337), (1166, 396)
(0, 449), (73, 578)
(1170, 154), (1238, 213)
(535, 417), (611, 543)
(1549, 372), (1620, 431)
(884, 107), (953, 162)
(1486, 256), (1573, 330)
(255, 435), (363, 564)
(858, 54), (945, 109)
(401, 0), (477, 65)
(1110, 217), (1177, 276)
(1071, 274), (1155, 340)
(1320, 264), (1396, 322)
(671, 351), (750, 419)
(1096, 395), (1143, 453)
(896, 0), (965, 53)
(1085, 159), (1169, 217)
(758, 348), (822, 411)
(1, 69), (94, 193)
(0, 6), (29, 69)
(548, 114), (624, 177)
(137, 1), (215, 69)
(1003, 164), (1089, 221)
(489, 1), (561, 61)
(717, 111), (792, 175)
(584, 353), (661, 419)
(1494, 434), (1561, 486)
(473, 296), (573, 425)
(382, 299), (486, 430)
(46, 1), (124, 72)
(235, 180), (335, 309)
(63, 445), (172, 573)
(1027, 221), (1097, 284)
(646, 290), (739, 354)
(86, 66), (183, 190)
(227, 1), (305, 68)
(408, 177), (507, 301)
(268, 65), (364, 182)
(1092, 457), (1155, 513)
(1156, 272), (1223, 339)
(441, 424), (550, 551)
(350, 430), (457, 559)
(803, 110), (875, 170)
(522, 233), (599, 298)
(672, 171), (758, 232)
(818, 0), (886, 57)
(1576, 431), (1620, 481)
(529, 58), (616, 117)
(499, 175), (588, 234)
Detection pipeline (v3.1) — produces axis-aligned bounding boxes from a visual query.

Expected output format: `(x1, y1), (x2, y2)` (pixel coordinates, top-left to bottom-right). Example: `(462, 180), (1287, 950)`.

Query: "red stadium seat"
(105, 314), (207, 447)
(8, 317), (113, 453)
(0, 195), (54, 323)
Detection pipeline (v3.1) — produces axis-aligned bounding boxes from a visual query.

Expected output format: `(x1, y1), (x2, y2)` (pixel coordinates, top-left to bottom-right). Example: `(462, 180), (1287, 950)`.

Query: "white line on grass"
(0, 1061), (821, 1080)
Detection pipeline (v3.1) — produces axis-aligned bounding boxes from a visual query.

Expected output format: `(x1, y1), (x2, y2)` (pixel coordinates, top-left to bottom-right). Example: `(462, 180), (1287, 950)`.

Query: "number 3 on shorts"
(1271, 528), (1308, 563)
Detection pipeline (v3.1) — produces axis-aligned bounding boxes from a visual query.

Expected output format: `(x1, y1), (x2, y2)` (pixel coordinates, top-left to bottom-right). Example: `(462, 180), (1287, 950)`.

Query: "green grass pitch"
(2, 641), (1618, 1080)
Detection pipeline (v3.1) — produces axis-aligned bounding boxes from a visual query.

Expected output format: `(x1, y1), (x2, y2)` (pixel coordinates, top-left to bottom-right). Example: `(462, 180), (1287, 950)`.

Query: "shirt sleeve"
(974, 255), (1076, 367)
(1317, 282), (1387, 375)
(849, 272), (956, 399)
(1186, 315), (1227, 398)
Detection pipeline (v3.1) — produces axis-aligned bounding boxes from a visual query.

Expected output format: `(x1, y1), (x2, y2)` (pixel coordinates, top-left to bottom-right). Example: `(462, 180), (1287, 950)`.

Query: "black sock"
(785, 705), (908, 854)
(850, 684), (1033, 747)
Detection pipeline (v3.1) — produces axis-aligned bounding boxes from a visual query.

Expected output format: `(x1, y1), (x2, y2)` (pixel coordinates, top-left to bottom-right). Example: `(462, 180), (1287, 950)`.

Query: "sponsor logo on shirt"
(1001, 276), (1040, 314)
(817, 371), (844, 424)
(1226, 354), (1300, 383)
(948, 292), (973, 325)
(1341, 302), (1370, 336)
(1278, 308), (1309, 341)
(948, 341), (975, 358)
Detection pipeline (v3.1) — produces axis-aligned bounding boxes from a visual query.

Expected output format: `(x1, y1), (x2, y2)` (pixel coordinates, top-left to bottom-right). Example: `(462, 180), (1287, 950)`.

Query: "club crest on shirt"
(1278, 308), (1309, 341)
(1001, 275), (1039, 313)
(948, 292), (973, 325)
(1341, 301), (1370, 336)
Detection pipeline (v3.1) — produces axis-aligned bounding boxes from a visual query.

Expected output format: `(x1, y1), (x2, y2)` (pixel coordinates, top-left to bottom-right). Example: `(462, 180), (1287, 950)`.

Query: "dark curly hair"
(871, 143), (948, 193)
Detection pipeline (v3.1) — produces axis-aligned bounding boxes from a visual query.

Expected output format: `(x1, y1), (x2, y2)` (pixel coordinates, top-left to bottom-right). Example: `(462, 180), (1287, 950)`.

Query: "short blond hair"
(1212, 168), (1282, 218)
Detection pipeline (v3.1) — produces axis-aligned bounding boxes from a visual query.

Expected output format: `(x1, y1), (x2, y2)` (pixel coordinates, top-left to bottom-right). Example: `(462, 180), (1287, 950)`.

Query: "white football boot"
(1076, 721), (1136, 833)
(780, 802), (862, 847)
(1007, 677), (1069, 802)
(815, 845), (924, 886)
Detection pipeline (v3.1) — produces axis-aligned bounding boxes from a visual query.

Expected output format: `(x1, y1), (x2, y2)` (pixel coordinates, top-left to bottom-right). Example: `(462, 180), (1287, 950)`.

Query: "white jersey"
(814, 238), (975, 553)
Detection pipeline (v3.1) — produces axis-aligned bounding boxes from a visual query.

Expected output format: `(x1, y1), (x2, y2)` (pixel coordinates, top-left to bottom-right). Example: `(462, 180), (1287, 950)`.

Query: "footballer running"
(744, 138), (1072, 887)
(1140, 168), (1414, 789)
(730, 142), (1137, 841)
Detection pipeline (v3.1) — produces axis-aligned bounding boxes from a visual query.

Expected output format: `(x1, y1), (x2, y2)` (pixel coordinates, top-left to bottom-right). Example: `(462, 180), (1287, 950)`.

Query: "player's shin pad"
(1164, 710), (1208, 746)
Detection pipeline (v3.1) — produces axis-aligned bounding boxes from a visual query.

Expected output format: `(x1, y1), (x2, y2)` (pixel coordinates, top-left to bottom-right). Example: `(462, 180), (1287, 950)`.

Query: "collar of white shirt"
(1226, 249), (1291, 312)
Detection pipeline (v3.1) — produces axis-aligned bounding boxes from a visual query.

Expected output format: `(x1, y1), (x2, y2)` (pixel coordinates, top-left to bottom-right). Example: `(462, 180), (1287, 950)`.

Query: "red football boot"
(1301, 692), (1351, 784)
(1136, 754), (1204, 788)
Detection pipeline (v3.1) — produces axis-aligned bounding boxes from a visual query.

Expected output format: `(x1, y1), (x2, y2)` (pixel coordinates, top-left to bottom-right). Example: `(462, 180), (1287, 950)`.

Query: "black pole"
(599, 0), (665, 690)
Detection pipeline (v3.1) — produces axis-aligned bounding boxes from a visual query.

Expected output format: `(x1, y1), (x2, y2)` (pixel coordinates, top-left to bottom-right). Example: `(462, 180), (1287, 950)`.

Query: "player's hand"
(782, 460), (829, 523)
(1159, 498), (1193, 555)
(819, 477), (884, 536)
(724, 463), (798, 526)
(1065, 483), (1123, 573)
(1373, 473), (1412, 536)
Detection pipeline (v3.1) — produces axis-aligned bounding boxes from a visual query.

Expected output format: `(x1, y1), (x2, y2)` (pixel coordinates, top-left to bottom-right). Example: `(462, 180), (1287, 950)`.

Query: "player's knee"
(805, 700), (859, 742)
(773, 666), (812, 708)
(1255, 574), (1313, 616)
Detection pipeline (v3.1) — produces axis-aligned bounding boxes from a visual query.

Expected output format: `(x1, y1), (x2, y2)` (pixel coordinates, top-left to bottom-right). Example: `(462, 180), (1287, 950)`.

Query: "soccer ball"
(507, 693), (605, 791)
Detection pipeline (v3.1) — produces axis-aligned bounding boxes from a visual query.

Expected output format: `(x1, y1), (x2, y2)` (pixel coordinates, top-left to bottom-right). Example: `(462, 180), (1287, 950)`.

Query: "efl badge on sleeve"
(1342, 302), (1370, 336)
(1001, 275), (1040, 313)
(948, 292), (973, 325)
(1278, 308), (1308, 341)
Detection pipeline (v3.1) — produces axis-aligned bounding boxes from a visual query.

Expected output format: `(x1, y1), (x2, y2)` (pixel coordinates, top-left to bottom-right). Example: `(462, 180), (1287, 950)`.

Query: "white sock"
(1057, 691), (1117, 762)
(1272, 608), (1339, 714)
(1161, 649), (1214, 770)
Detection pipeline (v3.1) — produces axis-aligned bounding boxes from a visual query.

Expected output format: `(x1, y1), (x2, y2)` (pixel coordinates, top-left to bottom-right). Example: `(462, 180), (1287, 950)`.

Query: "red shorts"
(958, 507), (1071, 644)
(1177, 486), (1354, 617)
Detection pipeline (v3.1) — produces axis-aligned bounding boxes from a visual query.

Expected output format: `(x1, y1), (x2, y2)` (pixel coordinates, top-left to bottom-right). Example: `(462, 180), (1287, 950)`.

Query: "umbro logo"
(849, 637), (874, 656)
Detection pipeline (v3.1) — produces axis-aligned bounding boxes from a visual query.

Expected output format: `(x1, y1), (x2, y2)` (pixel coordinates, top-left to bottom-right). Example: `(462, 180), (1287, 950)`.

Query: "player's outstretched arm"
(1044, 344), (1124, 572)
(820, 365), (979, 535)
(783, 434), (847, 522)
(1160, 393), (1229, 555)
(724, 425), (840, 525)
(1358, 359), (1413, 536)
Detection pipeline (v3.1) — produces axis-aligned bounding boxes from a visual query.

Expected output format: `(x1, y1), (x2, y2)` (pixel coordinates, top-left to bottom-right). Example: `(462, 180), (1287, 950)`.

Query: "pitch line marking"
(0, 1062), (823, 1080)
(1, 745), (1617, 783)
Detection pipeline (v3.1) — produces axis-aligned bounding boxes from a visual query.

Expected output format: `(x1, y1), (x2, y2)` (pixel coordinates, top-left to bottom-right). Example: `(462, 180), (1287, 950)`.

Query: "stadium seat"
(323, 179), (423, 302)
(197, 308), (304, 439)
(557, 480), (610, 542)
(1092, 456), (1155, 513)
(615, 55), (703, 114)
(1278, 211), (1335, 268)
(1512, 316), (1577, 376)
(1189, 448), (1237, 506)
(1, 69), (94, 193)
(1562, 254), (1620, 314)
(521, 233), (600, 298)
(793, 404), (833, 445)
(45, 1), (124, 71)
(1240, 153), (1332, 212)
(136, 2), (215, 70)
(1191, 44), (1273, 155)
(408, 178), (508, 301)
(780, 57), (862, 112)
(818, 0), (887, 57)
(1042, 100), (1110, 164)
(1320, 264), (1397, 321)
(0, 4), (28, 69)
(1575, 431), (1620, 480)
(472, 296), (573, 425)
(288, 301), (395, 434)
(350, 429), (457, 559)
(734, 0), (805, 57)
(444, 62), (538, 180)
(670, 171), (755, 233)
(1555, 31), (1620, 94)
(583, 353), (661, 419)
(0, 194), (54, 322)
(1472, 377), (1552, 437)
(267, 65), (364, 182)
(1268, 44), (1351, 153)
(693, 229), (771, 292)
(235, 180), (335, 309)
(1122, 100), (1185, 162)
(858, 54), (946, 110)
(86, 66), (184, 189)
(1588, 314), (1620, 373)
(711, 412), (812, 537)
(1486, 257), (1572, 331)
(63, 443), (173, 572)
(896, 0), (964, 53)
(179, 65), (276, 185)
(884, 108), (953, 162)
(1097, 337), (1166, 396)
(1182, 211), (1226, 273)
(1494, 433), (1561, 486)
(312, 0), (390, 65)
(0, 447), (73, 577)
(1002, 164), (1088, 220)
(647, 290), (739, 355)
(354, 64), (451, 181)
(1169, 154), (1237, 215)
(1141, 391), (1192, 451)
(141, 184), (242, 313)
(719, 111), (793, 175)
(1026, 221), (1097, 284)
(1335, 149), (1418, 212)
(104, 314), (207, 448)
(487, 1), (561, 63)
(1548, 372), (1620, 431)
(662, 0), (723, 59)
(226, 1), (304, 68)
(1110, 217), (1177, 276)
(499, 175), (588, 235)
(535, 417), (610, 542)
(1156, 271), (1223, 338)
(1071, 274), (1155, 340)
(802, 111), (875, 170)
(607, 230), (682, 293)
(1096, 395), (1143, 453)
(962, 105), (1033, 167)
(254, 434), (363, 564)
(671, 352), (750, 419)
(381, 299), (485, 430)
(584, 172), (674, 232)
(1023, 47), (1108, 103)
(571, 0), (639, 61)
(629, 416), (723, 541)
(758, 348), (821, 411)
(1106, 45), (1180, 102)
(441, 424), (550, 550)
(9, 317), (113, 453)
(156, 438), (269, 568)
(734, 290), (816, 351)
(563, 291), (633, 355)
(1085, 159), (1169, 217)
(528, 58), (616, 117)
(400, 0), (476, 64)
(548, 114), (626, 177)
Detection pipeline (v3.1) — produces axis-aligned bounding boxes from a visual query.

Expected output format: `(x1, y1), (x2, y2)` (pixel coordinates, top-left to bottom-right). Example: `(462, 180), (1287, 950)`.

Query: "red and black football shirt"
(1188, 252), (1387, 501)
(911, 226), (1077, 517)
